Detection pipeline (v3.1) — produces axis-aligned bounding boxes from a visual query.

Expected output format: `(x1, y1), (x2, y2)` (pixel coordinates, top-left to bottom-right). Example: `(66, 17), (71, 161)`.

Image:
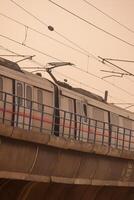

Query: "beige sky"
(0, 0), (134, 110)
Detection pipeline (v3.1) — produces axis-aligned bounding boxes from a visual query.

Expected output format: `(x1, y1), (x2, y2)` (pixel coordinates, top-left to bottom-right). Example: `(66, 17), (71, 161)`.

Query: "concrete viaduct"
(0, 123), (134, 199)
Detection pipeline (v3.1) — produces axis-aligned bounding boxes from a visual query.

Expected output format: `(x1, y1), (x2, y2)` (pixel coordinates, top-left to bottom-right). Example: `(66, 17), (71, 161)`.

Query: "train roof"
(0, 57), (103, 101)
(56, 80), (104, 102)
(72, 87), (104, 102)
(0, 57), (22, 72)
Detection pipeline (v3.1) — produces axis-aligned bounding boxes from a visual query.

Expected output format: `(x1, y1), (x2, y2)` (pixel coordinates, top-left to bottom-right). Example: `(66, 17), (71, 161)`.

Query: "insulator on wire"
(48, 25), (54, 31)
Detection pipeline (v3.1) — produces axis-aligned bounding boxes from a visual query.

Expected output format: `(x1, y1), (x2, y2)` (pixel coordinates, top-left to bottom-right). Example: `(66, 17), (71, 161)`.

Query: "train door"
(91, 106), (109, 145)
(123, 117), (132, 150)
(0, 76), (13, 125)
(76, 100), (89, 141)
(32, 87), (43, 132)
(14, 81), (24, 128)
(118, 116), (132, 150)
(42, 90), (54, 134)
(60, 95), (75, 138)
(110, 113), (119, 148)
(32, 88), (54, 134)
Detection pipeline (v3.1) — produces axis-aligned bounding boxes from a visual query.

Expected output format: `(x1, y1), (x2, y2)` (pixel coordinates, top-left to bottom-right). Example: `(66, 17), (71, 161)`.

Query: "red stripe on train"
(0, 107), (133, 144)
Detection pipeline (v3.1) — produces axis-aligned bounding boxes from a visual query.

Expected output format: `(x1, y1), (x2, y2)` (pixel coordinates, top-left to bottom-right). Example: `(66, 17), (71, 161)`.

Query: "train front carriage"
(0, 58), (55, 134)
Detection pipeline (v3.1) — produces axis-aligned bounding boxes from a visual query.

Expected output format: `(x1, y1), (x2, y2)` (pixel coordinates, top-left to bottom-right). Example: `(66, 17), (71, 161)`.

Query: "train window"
(69, 98), (74, 112)
(83, 104), (87, 116)
(61, 96), (74, 112)
(110, 113), (119, 126)
(37, 89), (43, 111)
(123, 117), (132, 129)
(17, 82), (23, 105)
(93, 107), (104, 121)
(44, 91), (53, 106)
(26, 85), (32, 108)
(76, 101), (81, 115)
(0, 77), (3, 100)
(83, 103), (87, 122)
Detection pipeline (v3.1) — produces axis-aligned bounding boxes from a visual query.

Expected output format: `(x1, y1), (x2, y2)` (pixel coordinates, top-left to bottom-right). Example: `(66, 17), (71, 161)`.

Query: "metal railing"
(0, 91), (134, 151)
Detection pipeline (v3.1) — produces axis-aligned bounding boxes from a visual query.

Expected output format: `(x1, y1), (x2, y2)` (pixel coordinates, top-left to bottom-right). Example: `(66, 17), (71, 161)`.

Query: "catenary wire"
(1, 45), (133, 106)
(48, 0), (134, 48)
(0, 33), (62, 61)
(98, 56), (134, 77)
(9, 0), (91, 55)
(54, 70), (126, 102)
(0, 13), (90, 57)
(0, 45), (26, 57)
(72, 64), (134, 97)
(0, 45), (46, 67)
(30, 67), (131, 103)
(0, 45), (116, 100)
(2, 1), (134, 106)
(99, 57), (134, 85)
(9, 0), (133, 67)
(102, 58), (134, 63)
(82, 0), (134, 34)
(6, 0), (134, 69)
(1, 33), (134, 100)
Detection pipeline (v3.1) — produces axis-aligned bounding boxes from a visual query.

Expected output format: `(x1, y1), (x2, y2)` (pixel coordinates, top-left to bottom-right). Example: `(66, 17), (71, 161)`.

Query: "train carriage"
(0, 57), (55, 134)
(0, 57), (134, 151)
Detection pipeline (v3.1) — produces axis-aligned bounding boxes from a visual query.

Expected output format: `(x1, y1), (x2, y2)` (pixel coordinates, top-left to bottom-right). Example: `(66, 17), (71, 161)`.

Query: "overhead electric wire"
(0, 13), (90, 57)
(31, 67), (130, 103)
(0, 46), (132, 106)
(99, 56), (134, 77)
(56, 71), (105, 94)
(7, 1), (134, 75)
(71, 64), (134, 98)
(0, 44), (114, 100)
(82, 0), (134, 34)
(1, 33), (134, 100)
(9, 0), (48, 27)
(3, 11), (134, 81)
(0, 45), (46, 67)
(99, 56), (134, 84)
(48, 0), (134, 48)
(0, 44), (127, 102)
(9, 0), (91, 56)
(0, 45), (26, 57)
(54, 70), (125, 102)
(102, 58), (134, 63)
(0, 33), (62, 61)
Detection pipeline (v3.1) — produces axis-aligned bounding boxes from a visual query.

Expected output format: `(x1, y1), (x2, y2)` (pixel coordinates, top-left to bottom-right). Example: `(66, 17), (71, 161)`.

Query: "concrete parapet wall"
(0, 123), (134, 187)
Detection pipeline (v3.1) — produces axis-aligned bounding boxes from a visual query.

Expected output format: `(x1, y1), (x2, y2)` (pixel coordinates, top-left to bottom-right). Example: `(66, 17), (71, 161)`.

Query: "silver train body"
(0, 57), (134, 150)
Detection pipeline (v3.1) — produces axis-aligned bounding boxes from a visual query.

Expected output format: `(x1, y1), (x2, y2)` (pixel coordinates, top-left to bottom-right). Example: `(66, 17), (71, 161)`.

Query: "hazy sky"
(0, 0), (134, 110)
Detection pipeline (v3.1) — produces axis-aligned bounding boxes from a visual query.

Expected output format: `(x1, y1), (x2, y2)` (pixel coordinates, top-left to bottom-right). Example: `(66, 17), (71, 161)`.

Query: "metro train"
(0, 57), (134, 150)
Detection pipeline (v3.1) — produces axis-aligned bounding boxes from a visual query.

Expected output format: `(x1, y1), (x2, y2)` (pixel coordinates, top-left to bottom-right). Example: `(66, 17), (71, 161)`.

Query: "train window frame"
(37, 89), (43, 111)
(60, 95), (75, 112)
(89, 104), (108, 123)
(60, 94), (75, 121)
(17, 82), (23, 106)
(0, 76), (3, 101)
(26, 85), (32, 108)
(83, 103), (88, 122)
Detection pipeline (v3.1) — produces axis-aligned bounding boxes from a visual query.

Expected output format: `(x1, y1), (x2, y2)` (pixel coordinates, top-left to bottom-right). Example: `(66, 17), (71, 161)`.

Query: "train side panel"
(0, 75), (13, 125)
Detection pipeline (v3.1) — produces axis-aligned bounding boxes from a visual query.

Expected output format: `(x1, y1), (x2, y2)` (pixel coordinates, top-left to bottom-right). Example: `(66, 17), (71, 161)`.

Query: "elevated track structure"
(0, 91), (134, 199)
